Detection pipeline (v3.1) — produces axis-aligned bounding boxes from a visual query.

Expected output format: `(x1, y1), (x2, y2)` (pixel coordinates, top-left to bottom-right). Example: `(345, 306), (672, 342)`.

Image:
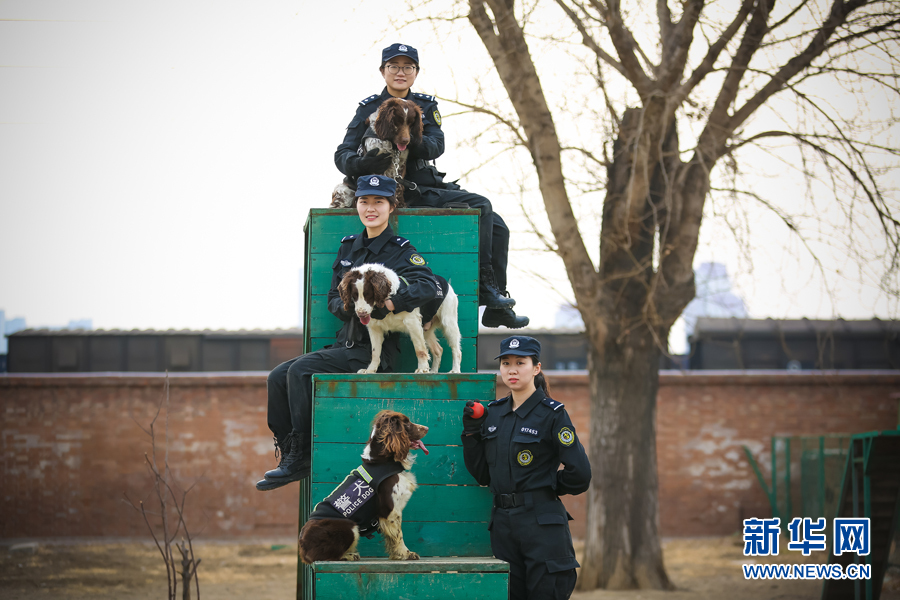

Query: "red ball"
(470, 401), (484, 419)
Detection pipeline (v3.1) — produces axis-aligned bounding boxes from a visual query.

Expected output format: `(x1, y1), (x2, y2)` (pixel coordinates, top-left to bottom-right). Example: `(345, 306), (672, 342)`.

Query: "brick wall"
(1, 371), (897, 540)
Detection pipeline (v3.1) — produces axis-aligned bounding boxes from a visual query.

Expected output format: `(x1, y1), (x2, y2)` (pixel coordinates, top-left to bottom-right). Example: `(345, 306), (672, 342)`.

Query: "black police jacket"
(326, 225), (438, 371)
(461, 388), (592, 496)
(334, 87), (445, 188)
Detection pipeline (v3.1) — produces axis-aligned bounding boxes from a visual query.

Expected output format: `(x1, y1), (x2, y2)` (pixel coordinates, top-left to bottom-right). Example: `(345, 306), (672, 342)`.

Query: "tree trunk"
(578, 326), (673, 590)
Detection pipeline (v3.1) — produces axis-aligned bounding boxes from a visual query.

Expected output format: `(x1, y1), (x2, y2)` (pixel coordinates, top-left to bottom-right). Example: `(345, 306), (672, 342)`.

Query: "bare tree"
(124, 375), (202, 600)
(407, 0), (900, 590)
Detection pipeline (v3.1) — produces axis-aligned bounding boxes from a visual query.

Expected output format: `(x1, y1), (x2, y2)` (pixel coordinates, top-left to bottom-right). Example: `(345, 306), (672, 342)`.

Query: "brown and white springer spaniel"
(337, 263), (462, 374)
(298, 410), (429, 563)
(331, 97), (424, 209)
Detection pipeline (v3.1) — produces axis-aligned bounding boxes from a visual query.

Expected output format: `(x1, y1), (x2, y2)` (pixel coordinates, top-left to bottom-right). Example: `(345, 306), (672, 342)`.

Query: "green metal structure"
(297, 209), (509, 599)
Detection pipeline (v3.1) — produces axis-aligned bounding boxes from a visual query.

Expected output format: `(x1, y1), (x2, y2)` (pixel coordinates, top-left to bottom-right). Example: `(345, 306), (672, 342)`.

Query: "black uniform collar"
(502, 387), (546, 418)
(352, 225), (395, 255)
(378, 86), (419, 102)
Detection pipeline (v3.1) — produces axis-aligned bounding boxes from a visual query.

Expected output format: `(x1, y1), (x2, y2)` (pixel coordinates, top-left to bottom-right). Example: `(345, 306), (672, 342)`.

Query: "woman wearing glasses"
(334, 43), (529, 330)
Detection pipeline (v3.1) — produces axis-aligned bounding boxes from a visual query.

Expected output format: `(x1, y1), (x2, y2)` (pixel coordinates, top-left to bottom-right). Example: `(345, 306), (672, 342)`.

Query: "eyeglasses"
(385, 64), (417, 75)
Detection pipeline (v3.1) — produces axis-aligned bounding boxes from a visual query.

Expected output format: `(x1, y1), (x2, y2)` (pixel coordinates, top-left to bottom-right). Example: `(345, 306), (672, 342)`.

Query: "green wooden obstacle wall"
(298, 210), (508, 599)
(302, 208), (480, 373)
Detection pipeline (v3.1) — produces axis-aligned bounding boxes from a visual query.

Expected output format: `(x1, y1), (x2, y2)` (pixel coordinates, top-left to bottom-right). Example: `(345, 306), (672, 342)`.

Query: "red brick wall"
(1, 371), (897, 540)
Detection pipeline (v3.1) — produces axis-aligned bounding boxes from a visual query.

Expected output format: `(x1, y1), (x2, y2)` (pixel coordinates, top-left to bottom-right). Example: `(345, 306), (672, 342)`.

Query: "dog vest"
(307, 461), (405, 538)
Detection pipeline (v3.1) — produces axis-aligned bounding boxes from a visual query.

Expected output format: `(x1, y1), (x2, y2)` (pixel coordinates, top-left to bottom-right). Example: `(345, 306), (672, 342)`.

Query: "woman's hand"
(385, 299), (394, 312)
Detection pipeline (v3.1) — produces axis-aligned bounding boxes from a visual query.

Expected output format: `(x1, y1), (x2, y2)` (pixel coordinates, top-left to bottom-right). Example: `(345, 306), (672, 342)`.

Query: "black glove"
(353, 148), (392, 176)
(370, 305), (390, 320)
(462, 401), (487, 436)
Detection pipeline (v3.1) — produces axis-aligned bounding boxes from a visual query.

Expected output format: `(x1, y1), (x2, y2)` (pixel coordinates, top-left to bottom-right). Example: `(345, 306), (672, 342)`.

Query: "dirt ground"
(1, 536), (898, 600)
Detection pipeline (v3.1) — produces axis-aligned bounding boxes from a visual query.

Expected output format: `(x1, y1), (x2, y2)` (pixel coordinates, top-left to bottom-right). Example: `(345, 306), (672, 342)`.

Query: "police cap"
(495, 336), (541, 360)
(382, 43), (419, 65)
(355, 174), (397, 197)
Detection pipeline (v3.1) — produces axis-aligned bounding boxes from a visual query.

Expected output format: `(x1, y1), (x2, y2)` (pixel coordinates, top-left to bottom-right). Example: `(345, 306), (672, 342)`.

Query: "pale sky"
(2, 1), (897, 352)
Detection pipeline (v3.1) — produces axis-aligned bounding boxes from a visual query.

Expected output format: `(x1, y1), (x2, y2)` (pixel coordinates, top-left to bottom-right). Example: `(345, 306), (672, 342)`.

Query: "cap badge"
(399, 44), (408, 51)
(509, 339), (520, 349)
(369, 176), (379, 186)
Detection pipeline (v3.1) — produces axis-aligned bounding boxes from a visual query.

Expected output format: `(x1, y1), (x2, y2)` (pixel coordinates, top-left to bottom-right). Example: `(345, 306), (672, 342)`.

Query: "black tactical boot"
(479, 266), (516, 309)
(482, 306), (530, 329)
(256, 431), (310, 491)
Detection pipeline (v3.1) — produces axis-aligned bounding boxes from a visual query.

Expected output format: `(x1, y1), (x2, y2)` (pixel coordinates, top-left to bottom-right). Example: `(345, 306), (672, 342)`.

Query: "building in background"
(681, 262), (748, 344)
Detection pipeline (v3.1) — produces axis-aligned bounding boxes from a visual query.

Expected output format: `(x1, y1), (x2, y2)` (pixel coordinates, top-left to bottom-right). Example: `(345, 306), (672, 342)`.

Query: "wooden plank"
(314, 557), (508, 574)
(308, 213), (479, 254)
(306, 337), (478, 373)
(312, 373), (495, 400)
(307, 296), (479, 338)
(313, 397), (478, 445)
(312, 521), (493, 560)
(314, 572), (508, 600)
(310, 483), (493, 523)
(306, 254), (478, 296)
(312, 443), (479, 486)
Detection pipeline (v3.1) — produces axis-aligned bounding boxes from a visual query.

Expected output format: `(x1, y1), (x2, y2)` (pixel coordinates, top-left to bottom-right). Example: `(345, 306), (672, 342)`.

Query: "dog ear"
(373, 101), (396, 143)
(364, 272), (391, 308)
(381, 413), (410, 462)
(409, 103), (424, 149)
(338, 271), (359, 312)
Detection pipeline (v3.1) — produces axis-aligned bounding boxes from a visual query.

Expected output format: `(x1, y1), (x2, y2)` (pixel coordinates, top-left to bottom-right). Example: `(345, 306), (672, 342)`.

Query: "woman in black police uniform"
(461, 336), (591, 599)
(334, 42), (529, 330)
(256, 175), (439, 491)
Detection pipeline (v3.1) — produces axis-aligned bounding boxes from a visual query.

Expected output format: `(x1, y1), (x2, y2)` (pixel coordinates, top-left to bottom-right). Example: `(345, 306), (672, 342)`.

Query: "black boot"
(255, 431), (309, 491)
(479, 266), (516, 309)
(482, 306), (530, 329)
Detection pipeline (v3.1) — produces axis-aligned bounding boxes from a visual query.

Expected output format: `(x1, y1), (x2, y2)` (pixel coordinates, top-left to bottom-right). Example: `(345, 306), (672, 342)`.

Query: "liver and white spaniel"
(331, 97), (424, 209)
(298, 410), (429, 563)
(337, 263), (462, 374)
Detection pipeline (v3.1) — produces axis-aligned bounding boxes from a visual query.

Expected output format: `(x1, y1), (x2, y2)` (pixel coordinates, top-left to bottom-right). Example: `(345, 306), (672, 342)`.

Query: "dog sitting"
(331, 97), (424, 209)
(337, 263), (462, 374)
(299, 410), (429, 563)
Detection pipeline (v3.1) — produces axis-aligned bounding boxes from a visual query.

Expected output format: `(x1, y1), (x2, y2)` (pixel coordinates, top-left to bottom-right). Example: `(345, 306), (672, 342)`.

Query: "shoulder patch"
(408, 253), (426, 266)
(412, 92), (435, 102)
(389, 236), (410, 247)
(488, 396), (509, 406)
(359, 94), (379, 106)
(557, 427), (575, 446)
(542, 398), (564, 411)
(341, 234), (358, 243)
(433, 109), (441, 126)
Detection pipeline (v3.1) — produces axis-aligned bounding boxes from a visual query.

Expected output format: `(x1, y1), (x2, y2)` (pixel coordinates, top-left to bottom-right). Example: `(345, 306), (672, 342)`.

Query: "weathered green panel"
(313, 397), (477, 445)
(308, 212), (479, 255)
(322, 521), (493, 559)
(312, 443), (478, 486)
(307, 295), (479, 337)
(314, 572), (508, 600)
(314, 557), (508, 574)
(310, 483), (493, 522)
(307, 254), (478, 296)
(306, 337), (478, 373)
(312, 373), (495, 400)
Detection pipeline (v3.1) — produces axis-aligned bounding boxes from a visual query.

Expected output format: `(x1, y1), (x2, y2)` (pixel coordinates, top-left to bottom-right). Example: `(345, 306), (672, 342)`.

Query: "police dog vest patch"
(325, 466), (376, 518)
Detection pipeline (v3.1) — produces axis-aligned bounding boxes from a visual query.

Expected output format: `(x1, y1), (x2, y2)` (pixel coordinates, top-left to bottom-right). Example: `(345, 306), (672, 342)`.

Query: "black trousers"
(411, 186), (511, 291)
(489, 499), (579, 600)
(266, 345), (371, 441)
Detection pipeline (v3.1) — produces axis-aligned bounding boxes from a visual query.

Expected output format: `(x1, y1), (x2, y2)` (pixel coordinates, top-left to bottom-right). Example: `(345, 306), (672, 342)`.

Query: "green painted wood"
(308, 214), (480, 255)
(311, 373), (495, 400)
(314, 572), (508, 600)
(306, 337), (478, 373)
(314, 557), (508, 574)
(313, 397), (475, 445)
(306, 254), (478, 296)
(312, 443), (478, 486)
(321, 521), (494, 559)
(310, 483), (493, 522)
(307, 296), (479, 337)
